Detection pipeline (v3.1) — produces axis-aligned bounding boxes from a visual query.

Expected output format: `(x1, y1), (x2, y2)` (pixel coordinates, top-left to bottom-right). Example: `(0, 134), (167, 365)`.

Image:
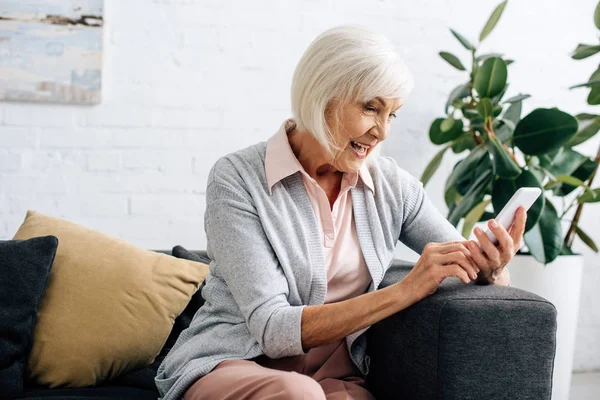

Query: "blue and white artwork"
(0, 0), (103, 104)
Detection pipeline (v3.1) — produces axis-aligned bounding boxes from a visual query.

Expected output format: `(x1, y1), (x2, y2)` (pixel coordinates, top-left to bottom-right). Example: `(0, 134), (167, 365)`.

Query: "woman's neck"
(287, 124), (343, 183)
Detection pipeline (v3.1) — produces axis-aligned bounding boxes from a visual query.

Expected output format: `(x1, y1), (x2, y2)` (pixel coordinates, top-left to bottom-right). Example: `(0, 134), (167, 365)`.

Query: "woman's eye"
(389, 113), (397, 119)
(365, 104), (378, 112)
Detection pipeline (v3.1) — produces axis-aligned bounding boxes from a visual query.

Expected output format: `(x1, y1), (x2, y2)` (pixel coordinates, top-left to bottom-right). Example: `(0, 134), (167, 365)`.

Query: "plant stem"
(564, 143), (600, 248)
(559, 188), (583, 219)
(469, 127), (484, 145)
(483, 116), (521, 165)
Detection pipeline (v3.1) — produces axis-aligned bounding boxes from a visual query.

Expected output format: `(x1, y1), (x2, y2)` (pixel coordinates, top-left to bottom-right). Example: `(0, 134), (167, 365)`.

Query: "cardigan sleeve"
(398, 173), (466, 255)
(204, 167), (308, 359)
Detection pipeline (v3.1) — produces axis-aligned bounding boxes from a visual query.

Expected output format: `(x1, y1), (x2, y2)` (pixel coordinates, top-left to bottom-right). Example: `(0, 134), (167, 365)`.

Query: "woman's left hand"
(464, 206), (528, 285)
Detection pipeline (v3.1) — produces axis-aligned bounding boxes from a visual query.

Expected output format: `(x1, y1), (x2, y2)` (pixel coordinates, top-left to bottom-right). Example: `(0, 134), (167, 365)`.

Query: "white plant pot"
(506, 254), (584, 400)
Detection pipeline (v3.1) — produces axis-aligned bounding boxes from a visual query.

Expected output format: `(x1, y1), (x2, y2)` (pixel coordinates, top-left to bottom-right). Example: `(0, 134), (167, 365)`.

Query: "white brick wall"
(1, 0), (599, 371)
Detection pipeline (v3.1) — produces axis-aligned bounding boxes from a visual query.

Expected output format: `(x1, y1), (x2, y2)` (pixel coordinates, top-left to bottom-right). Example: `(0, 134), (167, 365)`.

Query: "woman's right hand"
(399, 241), (480, 303)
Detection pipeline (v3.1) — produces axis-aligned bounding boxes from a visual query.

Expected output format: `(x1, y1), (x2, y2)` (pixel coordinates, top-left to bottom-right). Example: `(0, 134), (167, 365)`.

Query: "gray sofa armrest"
(366, 260), (557, 400)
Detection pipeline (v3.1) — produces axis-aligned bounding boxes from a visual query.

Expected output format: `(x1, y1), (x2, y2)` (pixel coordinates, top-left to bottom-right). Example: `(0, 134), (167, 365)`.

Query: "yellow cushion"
(12, 210), (209, 388)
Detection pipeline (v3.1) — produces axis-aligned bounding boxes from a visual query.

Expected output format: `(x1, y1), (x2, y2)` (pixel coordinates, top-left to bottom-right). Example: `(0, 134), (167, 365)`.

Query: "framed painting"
(0, 0), (103, 104)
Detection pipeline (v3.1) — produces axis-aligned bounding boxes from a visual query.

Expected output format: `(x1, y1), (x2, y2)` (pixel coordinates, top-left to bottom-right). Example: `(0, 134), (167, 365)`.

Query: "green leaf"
(445, 145), (488, 194)
(567, 115), (600, 147)
(494, 118), (516, 131)
(505, 59), (514, 66)
(530, 165), (546, 184)
(452, 153), (494, 199)
(477, 98), (494, 119)
(474, 57), (508, 98)
(578, 188), (600, 203)
(502, 100), (522, 127)
(450, 29), (475, 51)
(440, 51), (466, 71)
(479, 0), (508, 42)
(588, 66), (600, 105)
(441, 115), (456, 132)
(445, 184), (460, 207)
(538, 147), (588, 178)
(575, 224), (599, 252)
(448, 169), (494, 225)
(421, 145), (451, 186)
(429, 118), (464, 145)
(572, 44), (600, 60)
(445, 82), (472, 114)
(553, 174), (588, 188)
(573, 113), (600, 120)
(462, 198), (492, 238)
(556, 158), (598, 196)
(569, 80), (600, 89)
(491, 83), (509, 105)
(451, 133), (477, 153)
(476, 53), (504, 62)
(492, 105), (503, 117)
(494, 119), (515, 142)
(595, 0), (600, 29)
(492, 169), (545, 232)
(504, 93), (531, 103)
(486, 136), (522, 179)
(523, 200), (563, 264)
(513, 108), (578, 155)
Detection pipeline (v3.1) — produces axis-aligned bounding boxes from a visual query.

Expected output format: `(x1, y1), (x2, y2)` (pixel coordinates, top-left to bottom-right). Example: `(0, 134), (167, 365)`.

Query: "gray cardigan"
(154, 140), (465, 400)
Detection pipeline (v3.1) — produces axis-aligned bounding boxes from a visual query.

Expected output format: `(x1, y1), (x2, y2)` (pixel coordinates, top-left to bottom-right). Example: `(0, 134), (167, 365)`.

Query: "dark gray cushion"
(0, 236), (58, 397)
(166, 246), (210, 341)
(366, 262), (557, 400)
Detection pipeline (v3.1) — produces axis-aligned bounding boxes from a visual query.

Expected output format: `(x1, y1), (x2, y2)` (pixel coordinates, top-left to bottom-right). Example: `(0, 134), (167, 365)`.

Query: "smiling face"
(326, 96), (403, 173)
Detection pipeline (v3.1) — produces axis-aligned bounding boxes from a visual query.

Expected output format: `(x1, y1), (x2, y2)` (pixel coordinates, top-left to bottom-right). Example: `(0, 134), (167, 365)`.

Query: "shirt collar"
(265, 119), (375, 195)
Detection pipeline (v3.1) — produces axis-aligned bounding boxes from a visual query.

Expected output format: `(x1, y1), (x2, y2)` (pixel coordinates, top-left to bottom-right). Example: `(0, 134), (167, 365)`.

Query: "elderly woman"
(155, 25), (526, 400)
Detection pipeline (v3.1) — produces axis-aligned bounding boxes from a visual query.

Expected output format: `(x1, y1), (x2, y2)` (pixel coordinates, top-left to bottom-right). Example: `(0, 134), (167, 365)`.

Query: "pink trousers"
(183, 338), (375, 399)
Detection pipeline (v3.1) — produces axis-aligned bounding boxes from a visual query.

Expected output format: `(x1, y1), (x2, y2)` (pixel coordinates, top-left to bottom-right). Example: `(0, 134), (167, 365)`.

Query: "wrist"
(393, 279), (419, 308)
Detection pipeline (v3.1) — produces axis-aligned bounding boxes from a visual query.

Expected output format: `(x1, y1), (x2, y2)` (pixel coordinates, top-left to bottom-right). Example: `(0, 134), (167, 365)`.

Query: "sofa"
(8, 248), (557, 400)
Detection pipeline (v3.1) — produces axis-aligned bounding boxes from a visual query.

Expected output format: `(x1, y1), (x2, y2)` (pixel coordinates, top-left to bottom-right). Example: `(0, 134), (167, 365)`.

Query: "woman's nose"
(374, 125), (388, 142)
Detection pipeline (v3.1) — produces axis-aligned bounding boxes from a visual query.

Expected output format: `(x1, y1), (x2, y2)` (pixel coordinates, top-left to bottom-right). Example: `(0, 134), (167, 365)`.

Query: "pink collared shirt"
(265, 119), (374, 303)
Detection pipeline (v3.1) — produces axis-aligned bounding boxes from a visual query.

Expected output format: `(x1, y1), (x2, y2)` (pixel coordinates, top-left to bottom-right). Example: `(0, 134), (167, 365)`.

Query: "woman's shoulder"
(207, 141), (268, 188)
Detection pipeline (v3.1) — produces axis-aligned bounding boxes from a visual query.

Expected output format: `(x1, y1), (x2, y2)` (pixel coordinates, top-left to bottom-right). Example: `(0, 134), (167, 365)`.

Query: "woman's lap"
(183, 339), (375, 400)
(183, 359), (327, 400)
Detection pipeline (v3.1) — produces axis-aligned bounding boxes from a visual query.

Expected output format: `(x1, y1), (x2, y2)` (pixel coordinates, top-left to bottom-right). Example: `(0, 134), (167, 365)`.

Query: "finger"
(434, 250), (479, 280)
(486, 218), (514, 261)
(430, 242), (480, 275)
(473, 226), (501, 265)
(461, 246), (482, 273)
(442, 264), (471, 284)
(454, 250), (480, 278)
(465, 240), (489, 270)
(508, 206), (527, 248)
(435, 241), (472, 256)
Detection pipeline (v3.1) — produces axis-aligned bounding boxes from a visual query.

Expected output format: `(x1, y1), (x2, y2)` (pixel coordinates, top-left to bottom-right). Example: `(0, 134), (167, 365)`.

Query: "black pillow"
(165, 246), (210, 344)
(0, 236), (58, 397)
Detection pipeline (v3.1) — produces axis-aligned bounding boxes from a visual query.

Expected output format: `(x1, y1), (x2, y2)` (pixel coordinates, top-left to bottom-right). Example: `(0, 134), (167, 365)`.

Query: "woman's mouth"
(349, 140), (370, 158)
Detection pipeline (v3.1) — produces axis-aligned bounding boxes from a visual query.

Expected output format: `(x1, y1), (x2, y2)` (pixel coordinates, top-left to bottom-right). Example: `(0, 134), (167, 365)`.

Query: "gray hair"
(291, 25), (414, 157)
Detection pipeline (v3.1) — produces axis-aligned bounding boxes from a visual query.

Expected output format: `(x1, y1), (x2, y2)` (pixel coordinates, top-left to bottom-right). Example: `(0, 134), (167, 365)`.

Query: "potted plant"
(421, 1), (599, 399)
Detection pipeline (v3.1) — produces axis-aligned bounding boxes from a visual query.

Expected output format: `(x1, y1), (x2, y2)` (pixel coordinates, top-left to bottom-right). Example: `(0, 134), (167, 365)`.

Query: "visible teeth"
(350, 141), (367, 154)
(351, 140), (369, 150)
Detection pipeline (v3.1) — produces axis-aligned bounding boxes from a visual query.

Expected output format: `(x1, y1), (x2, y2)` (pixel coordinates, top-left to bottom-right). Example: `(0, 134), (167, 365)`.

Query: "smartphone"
(475, 187), (542, 249)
